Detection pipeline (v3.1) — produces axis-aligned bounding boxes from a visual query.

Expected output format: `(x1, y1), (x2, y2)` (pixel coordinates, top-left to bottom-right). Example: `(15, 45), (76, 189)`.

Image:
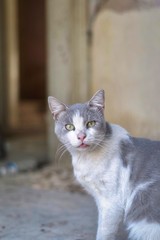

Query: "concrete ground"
(0, 174), (129, 240)
(0, 180), (97, 240)
(0, 134), (128, 240)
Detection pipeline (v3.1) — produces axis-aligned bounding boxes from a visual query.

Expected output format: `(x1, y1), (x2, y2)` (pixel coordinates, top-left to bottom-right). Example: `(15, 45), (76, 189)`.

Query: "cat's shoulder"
(110, 123), (160, 150)
(110, 123), (129, 137)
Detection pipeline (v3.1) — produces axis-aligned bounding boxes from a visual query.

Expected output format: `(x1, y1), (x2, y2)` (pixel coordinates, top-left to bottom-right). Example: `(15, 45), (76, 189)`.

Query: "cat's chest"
(72, 154), (129, 199)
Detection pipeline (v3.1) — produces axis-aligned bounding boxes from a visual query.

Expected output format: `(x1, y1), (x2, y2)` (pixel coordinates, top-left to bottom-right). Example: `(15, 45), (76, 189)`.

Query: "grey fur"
(126, 181), (160, 224)
(120, 137), (160, 224)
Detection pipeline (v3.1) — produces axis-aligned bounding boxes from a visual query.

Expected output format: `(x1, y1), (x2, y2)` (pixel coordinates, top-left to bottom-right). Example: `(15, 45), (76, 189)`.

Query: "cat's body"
(48, 90), (160, 240)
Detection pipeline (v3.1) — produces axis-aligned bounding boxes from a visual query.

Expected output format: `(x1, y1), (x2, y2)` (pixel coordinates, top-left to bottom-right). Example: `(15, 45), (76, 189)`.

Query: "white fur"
(72, 111), (84, 132)
(71, 124), (131, 240)
(128, 219), (160, 240)
(67, 131), (80, 148)
(72, 124), (131, 202)
(68, 116), (160, 240)
(67, 111), (84, 147)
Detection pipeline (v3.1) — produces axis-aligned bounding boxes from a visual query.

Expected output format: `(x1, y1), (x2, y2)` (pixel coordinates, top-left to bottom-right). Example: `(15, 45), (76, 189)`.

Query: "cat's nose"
(77, 132), (86, 141)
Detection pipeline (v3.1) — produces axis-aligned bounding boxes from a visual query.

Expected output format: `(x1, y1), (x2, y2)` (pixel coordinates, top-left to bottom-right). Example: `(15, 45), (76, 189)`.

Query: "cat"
(48, 90), (160, 240)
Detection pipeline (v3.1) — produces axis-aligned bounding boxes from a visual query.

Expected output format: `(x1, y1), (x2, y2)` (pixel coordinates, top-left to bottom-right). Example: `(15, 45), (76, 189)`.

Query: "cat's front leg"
(96, 199), (123, 240)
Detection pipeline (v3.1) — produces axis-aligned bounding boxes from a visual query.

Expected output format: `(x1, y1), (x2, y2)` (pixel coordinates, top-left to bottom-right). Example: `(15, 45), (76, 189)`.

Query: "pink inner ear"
(53, 105), (67, 120)
(48, 96), (67, 120)
(88, 90), (105, 110)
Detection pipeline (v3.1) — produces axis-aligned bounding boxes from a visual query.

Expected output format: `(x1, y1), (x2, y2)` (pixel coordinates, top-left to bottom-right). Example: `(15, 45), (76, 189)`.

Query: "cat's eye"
(86, 121), (96, 128)
(65, 124), (75, 131)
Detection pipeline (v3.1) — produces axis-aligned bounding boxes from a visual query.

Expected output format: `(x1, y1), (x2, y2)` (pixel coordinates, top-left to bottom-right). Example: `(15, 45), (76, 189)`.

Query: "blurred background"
(0, 0), (160, 179)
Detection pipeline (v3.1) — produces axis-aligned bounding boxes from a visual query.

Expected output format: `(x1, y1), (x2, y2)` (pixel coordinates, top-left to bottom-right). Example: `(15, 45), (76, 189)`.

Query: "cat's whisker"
(55, 144), (65, 158)
(59, 148), (68, 160)
(87, 135), (107, 151)
(92, 142), (106, 152)
(55, 143), (70, 166)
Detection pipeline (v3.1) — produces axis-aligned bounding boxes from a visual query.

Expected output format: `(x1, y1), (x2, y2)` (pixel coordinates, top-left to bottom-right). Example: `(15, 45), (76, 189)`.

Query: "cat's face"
(48, 90), (109, 153)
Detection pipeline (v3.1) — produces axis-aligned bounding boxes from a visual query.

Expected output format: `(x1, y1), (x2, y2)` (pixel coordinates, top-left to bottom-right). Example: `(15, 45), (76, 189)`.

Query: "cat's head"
(48, 90), (110, 153)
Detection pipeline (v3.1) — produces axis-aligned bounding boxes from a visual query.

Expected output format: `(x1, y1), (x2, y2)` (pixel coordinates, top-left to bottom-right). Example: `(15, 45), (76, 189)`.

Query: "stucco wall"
(47, 0), (89, 162)
(92, 8), (160, 139)
(0, 0), (4, 127)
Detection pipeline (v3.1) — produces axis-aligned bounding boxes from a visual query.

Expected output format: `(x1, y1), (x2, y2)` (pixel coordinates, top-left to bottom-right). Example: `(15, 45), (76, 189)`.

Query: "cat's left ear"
(88, 89), (105, 111)
(48, 96), (68, 120)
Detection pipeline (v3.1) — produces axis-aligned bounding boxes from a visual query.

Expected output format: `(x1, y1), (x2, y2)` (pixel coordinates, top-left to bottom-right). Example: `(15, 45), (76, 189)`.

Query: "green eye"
(65, 124), (75, 131)
(87, 121), (96, 128)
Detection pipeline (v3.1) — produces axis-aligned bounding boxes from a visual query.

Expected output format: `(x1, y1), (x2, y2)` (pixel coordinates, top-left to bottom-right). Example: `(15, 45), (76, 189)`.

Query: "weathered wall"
(92, 7), (160, 139)
(47, 0), (73, 162)
(4, 0), (19, 129)
(46, 0), (89, 162)
(0, 0), (5, 127)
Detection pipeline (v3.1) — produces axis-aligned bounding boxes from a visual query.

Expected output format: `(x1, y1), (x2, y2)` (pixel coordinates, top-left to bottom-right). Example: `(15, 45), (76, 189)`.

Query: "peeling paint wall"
(92, 7), (160, 139)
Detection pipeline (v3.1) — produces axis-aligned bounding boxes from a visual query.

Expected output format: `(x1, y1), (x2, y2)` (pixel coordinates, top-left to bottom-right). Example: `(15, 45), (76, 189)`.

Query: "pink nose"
(77, 133), (86, 141)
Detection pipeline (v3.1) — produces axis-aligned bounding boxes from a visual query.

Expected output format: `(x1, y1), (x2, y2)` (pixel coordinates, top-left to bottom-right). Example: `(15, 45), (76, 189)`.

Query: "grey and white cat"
(48, 90), (160, 240)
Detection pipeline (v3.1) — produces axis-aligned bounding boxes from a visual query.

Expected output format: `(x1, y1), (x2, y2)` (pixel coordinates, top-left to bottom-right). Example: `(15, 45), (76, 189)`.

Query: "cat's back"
(132, 136), (160, 156)
(124, 137), (160, 234)
(126, 136), (160, 184)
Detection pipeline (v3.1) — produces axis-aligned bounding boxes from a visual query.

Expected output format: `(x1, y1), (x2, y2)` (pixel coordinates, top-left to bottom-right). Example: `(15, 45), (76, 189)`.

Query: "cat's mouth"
(78, 143), (89, 149)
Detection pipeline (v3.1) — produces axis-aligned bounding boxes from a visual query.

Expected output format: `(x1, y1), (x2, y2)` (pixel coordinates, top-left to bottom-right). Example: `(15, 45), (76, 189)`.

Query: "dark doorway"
(17, 0), (46, 134)
(0, 0), (48, 170)
(18, 0), (46, 101)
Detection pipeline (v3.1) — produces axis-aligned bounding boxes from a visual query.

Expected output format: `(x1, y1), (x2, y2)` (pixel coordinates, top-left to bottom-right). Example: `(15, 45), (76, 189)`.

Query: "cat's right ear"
(48, 97), (67, 120)
(88, 89), (105, 111)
